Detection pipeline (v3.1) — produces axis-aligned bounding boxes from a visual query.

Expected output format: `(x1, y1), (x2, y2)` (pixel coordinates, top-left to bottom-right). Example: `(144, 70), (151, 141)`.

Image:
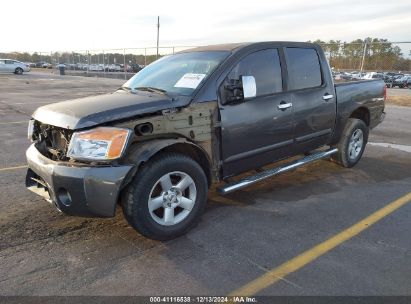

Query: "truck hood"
(32, 91), (190, 130)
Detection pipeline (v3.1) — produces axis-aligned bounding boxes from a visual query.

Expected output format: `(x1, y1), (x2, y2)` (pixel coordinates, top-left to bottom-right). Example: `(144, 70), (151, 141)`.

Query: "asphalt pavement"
(0, 72), (410, 297)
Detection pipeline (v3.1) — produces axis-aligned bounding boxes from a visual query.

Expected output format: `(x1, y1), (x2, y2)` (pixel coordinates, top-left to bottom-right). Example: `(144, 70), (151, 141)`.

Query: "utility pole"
(156, 16), (160, 59)
(124, 48), (126, 80)
(360, 38), (367, 73)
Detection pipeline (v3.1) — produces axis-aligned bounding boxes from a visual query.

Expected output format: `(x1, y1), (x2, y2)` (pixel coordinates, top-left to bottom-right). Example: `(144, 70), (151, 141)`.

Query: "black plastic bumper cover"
(25, 144), (134, 217)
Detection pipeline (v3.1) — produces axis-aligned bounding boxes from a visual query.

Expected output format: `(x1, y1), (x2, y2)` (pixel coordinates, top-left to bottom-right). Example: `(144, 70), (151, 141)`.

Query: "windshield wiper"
(118, 86), (133, 92)
(134, 86), (175, 100)
(134, 86), (167, 95)
(121, 86), (175, 100)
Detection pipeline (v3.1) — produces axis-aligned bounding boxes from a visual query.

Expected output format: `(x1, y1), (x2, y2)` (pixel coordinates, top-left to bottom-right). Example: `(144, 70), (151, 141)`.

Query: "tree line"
(1, 38), (410, 71)
(309, 38), (410, 71)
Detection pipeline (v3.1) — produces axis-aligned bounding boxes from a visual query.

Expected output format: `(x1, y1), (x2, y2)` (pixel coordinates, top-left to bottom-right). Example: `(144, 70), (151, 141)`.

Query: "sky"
(2, 0), (411, 53)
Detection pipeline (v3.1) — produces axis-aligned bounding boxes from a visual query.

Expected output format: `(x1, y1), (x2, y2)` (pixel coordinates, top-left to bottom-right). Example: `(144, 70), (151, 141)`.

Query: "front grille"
(33, 121), (73, 161)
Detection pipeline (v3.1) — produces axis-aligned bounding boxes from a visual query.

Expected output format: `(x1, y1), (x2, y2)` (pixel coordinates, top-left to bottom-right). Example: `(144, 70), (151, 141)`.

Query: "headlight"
(28, 119), (34, 141)
(67, 127), (132, 161)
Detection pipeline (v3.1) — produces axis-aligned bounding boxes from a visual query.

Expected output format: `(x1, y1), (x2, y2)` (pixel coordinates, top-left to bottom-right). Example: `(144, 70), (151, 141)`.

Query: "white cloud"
(2, 0), (411, 52)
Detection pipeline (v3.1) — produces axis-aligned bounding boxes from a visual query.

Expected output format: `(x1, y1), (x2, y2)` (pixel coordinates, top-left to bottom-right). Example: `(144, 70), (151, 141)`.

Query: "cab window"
(227, 49), (283, 97)
(285, 48), (322, 90)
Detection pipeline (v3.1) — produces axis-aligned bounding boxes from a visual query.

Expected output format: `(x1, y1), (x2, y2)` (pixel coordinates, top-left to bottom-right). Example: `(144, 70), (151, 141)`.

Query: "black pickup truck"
(26, 42), (386, 240)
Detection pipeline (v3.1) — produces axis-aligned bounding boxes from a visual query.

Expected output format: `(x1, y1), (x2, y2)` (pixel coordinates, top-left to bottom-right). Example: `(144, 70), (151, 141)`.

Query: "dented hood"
(32, 91), (190, 130)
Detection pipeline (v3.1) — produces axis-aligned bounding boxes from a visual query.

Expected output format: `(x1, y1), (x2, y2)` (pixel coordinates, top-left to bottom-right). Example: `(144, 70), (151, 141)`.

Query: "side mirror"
(241, 76), (256, 99)
(222, 75), (256, 104)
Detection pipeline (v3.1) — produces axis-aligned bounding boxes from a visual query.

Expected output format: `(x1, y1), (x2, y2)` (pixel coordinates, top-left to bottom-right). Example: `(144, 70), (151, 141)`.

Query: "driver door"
(0, 60), (6, 72)
(219, 48), (294, 177)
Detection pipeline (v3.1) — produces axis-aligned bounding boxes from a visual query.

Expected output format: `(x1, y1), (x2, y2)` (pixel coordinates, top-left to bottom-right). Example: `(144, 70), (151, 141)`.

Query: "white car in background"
(350, 72), (365, 80)
(108, 64), (123, 72)
(361, 72), (384, 80)
(0, 59), (30, 74)
(89, 64), (104, 71)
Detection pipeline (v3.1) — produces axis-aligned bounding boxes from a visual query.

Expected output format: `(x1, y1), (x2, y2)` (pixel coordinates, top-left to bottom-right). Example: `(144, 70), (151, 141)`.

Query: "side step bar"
(217, 148), (338, 195)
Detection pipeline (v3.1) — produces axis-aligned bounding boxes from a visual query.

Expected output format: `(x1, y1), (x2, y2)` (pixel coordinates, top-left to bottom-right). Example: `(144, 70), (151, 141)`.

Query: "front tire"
(15, 68), (23, 75)
(121, 152), (208, 240)
(332, 118), (368, 168)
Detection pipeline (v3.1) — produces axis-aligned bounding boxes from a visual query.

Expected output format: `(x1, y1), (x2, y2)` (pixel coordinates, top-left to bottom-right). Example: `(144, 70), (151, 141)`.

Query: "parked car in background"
(129, 63), (142, 73)
(333, 71), (366, 82)
(350, 72), (365, 80)
(108, 64), (123, 72)
(66, 64), (76, 70)
(0, 59), (30, 74)
(35, 61), (51, 68)
(77, 64), (89, 71)
(384, 72), (401, 79)
(362, 72), (384, 80)
(333, 72), (348, 81)
(340, 72), (353, 81)
(383, 73), (402, 87)
(392, 75), (411, 88)
(89, 64), (104, 72)
(384, 77), (393, 88)
(124, 63), (142, 73)
(371, 73), (384, 80)
(78, 64), (88, 71)
(55, 63), (67, 69)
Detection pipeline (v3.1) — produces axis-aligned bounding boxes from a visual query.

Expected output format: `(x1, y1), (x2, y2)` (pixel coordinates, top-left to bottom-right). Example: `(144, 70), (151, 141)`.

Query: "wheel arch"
(123, 138), (212, 188)
(349, 106), (370, 127)
(329, 105), (371, 146)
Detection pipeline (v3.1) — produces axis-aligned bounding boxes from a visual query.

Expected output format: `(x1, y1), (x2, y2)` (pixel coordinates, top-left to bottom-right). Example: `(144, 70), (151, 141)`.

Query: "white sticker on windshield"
(174, 73), (206, 89)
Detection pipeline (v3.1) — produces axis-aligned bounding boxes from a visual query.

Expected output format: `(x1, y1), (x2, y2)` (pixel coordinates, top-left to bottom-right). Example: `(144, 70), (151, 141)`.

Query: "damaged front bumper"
(25, 144), (134, 217)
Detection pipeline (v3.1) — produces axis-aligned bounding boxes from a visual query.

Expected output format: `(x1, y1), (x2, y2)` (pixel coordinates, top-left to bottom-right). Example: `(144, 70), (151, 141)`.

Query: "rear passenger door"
(285, 47), (336, 153)
(219, 49), (294, 177)
(4, 60), (15, 72)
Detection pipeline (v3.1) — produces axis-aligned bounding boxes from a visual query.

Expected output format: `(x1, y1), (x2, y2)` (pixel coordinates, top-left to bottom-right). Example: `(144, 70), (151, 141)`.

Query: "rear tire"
(121, 152), (208, 240)
(332, 118), (368, 168)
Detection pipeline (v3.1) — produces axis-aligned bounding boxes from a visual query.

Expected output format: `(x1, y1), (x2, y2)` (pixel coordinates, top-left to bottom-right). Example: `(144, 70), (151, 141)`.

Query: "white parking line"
(368, 142), (411, 153)
(11, 102), (51, 105)
(0, 121), (27, 125)
(0, 165), (27, 172)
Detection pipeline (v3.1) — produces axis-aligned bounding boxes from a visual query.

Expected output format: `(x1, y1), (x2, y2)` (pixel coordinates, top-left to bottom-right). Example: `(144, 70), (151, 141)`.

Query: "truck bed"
(333, 79), (385, 138)
(335, 79), (385, 108)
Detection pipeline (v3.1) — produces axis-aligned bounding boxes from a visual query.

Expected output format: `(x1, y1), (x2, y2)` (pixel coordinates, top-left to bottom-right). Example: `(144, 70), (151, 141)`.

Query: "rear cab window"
(227, 49), (283, 97)
(285, 48), (323, 91)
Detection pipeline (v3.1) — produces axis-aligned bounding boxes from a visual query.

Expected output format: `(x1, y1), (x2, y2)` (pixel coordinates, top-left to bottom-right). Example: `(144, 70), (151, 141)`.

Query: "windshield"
(123, 51), (230, 96)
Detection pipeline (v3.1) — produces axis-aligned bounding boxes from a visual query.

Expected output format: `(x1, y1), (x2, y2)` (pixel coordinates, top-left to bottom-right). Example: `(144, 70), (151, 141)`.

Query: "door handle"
(277, 102), (292, 110)
(323, 94), (334, 101)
